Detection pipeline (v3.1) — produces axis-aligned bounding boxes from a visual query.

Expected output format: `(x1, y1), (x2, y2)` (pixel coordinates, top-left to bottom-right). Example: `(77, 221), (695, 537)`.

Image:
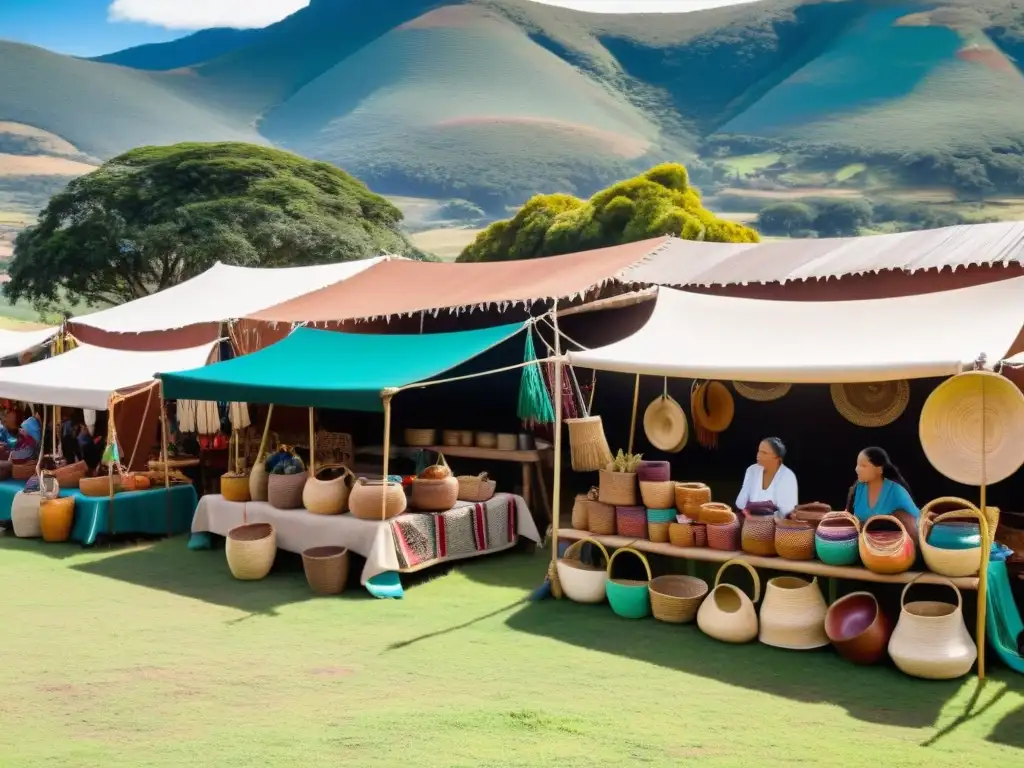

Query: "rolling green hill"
(2, 0), (1024, 217)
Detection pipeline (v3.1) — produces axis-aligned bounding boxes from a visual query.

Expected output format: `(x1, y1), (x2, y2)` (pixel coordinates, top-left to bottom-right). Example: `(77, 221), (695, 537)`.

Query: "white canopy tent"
(0, 327), (58, 359)
(69, 258), (386, 334)
(568, 277), (1024, 383)
(0, 342), (218, 409)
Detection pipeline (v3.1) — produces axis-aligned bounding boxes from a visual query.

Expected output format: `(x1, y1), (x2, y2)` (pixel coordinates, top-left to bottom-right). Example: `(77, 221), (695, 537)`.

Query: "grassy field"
(409, 227), (483, 261)
(0, 535), (1021, 767)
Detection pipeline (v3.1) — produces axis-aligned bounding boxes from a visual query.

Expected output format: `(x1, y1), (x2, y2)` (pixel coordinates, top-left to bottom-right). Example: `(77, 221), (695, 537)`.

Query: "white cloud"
(107, 0), (311, 30)
(532, 0), (760, 12)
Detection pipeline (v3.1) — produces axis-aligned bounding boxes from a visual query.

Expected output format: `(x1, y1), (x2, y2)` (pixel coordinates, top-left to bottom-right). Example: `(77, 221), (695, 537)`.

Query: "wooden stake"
(308, 406), (316, 477)
(550, 304), (564, 598)
(628, 374), (640, 455)
(160, 382), (171, 536)
(381, 393), (393, 520)
(255, 404), (274, 465)
(976, 374), (989, 681)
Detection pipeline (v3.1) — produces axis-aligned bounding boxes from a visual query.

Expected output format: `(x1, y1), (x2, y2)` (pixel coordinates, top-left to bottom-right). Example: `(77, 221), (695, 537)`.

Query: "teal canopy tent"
(159, 322), (534, 412)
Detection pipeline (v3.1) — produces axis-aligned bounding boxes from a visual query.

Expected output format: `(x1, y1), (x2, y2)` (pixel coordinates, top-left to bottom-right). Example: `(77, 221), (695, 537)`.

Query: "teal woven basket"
(605, 547), (652, 619)
(646, 508), (677, 524)
(815, 535), (860, 566)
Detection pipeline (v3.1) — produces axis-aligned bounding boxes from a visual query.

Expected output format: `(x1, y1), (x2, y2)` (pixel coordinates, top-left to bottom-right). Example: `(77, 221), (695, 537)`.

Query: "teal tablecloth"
(0, 479), (197, 545)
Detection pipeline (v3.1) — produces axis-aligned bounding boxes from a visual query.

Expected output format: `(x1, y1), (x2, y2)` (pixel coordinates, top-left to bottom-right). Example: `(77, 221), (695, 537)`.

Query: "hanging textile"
(517, 327), (554, 424)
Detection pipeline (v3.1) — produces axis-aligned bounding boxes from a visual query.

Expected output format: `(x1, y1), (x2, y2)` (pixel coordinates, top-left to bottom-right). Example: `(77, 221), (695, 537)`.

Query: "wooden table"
(427, 445), (552, 522)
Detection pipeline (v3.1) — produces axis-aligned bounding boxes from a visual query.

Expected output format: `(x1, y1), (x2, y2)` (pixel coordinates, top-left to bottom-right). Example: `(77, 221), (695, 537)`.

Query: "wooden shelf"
(425, 445), (543, 463)
(558, 528), (980, 590)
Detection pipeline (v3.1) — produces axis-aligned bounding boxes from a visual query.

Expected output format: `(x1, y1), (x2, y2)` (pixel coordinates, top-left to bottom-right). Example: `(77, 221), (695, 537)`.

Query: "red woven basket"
(707, 518), (741, 551)
(616, 506), (648, 539)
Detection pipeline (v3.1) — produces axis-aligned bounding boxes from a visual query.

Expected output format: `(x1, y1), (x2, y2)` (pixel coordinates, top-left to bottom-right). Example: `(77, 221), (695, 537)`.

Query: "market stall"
(0, 341), (216, 543)
(554, 277), (1024, 680)
(159, 321), (549, 598)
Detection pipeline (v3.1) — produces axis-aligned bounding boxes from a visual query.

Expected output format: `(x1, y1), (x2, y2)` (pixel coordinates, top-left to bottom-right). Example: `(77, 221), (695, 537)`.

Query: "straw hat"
(643, 395), (688, 453)
(919, 370), (1024, 486)
(693, 381), (735, 433)
(830, 381), (909, 428)
(733, 381), (791, 402)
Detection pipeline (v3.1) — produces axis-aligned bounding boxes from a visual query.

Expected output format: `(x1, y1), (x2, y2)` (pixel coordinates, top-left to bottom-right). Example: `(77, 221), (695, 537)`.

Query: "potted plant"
(598, 449), (642, 506)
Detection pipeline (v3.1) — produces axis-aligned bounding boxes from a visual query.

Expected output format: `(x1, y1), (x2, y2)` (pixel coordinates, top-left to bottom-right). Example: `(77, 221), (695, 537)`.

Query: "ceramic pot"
(825, 591), (892, 665)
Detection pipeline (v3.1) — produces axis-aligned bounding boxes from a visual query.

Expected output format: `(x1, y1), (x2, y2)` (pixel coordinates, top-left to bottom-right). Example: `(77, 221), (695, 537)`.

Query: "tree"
(755, 202), (816, 236)
(5, 142), (420, 307)
(457, 163), (758, 262)
(810, 199), (873, 237)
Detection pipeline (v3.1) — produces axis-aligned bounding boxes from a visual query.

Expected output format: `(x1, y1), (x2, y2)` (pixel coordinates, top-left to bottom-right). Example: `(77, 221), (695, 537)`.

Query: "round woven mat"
(643, 395), (688, 453)
(733, 381), (792, 402)
(919, 371), (1024, 486)
(830, 380), (909, 428)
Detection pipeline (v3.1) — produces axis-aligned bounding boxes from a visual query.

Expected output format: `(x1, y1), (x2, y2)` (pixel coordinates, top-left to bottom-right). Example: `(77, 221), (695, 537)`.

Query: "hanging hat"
(919, 370), (1024, 486)
(694, 381), (735, 433)
(830, 381), (909, 428)
(733, 381), (791, 403)
(643, 395), (688, 453)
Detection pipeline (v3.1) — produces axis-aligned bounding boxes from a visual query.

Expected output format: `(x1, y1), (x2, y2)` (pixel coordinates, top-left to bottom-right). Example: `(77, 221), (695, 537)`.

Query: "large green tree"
(457, 163), (758, 262)
(5, 142), (419, 307)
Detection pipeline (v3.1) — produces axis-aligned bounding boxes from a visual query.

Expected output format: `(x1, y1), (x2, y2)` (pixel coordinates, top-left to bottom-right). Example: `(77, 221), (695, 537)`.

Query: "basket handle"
(921, 496), (979, 522)
(562, 537), (610, 565)
(900, 572), (962, 612)
(714, 558), (761, 603)
(819, 511), (861, 531)
(929, 507), (990, 546)
(606, 546), (652, 581)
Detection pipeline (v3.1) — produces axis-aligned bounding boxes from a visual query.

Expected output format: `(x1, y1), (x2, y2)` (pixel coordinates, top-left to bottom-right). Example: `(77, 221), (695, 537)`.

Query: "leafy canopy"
(5, 142), (417, 307)
(457, 163), (758, 262)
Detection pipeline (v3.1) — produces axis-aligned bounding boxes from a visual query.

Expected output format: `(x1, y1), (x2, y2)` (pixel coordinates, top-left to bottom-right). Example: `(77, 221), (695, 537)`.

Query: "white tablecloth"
(192, 493), (540, 585)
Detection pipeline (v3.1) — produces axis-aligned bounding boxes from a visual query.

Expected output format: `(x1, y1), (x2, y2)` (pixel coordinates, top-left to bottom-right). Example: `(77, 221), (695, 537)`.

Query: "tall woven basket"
(565, 416), (614, 472)
(268, 472), (308, 510)
(225, 523), (277, 580)
(301, 546), (349, 595)
(599, 470), (638, 506)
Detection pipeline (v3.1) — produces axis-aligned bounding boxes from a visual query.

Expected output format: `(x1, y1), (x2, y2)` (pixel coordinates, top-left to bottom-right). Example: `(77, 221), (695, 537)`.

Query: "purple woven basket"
(636, 461), (671, 483)
(616, 505), (648, 539)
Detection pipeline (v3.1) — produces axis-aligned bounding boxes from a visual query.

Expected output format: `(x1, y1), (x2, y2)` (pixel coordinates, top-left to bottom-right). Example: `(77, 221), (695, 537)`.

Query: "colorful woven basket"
(775, 518), (815, 560)
(605, 547), (652, 619)
(707, 513), (740, 551)
(636, 460), (671, 482)
(815, 512), (861, 566)
(742, 512), (777, 557)
(616, 506), (647, 539)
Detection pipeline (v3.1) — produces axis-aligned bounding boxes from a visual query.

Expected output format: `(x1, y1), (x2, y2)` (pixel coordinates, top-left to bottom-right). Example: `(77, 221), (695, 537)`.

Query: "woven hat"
(643, 395), (688, 453)
(694, 381), (735, 433)
(830, 381), (909, 428)
(733, 381), (791, 402)
(919, 370), (1024, 486)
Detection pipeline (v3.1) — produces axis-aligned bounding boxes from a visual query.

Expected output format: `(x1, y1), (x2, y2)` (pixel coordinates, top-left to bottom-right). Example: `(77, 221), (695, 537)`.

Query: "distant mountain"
(91, 28), (263, 71)
(2, 0), (1024, 218)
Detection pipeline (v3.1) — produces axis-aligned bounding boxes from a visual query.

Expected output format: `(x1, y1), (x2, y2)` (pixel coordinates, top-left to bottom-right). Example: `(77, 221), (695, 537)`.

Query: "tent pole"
(308, 407), (316, 477)
(549, 302), (564, 598)
(628, 374), (640, 454)
(255, 404), (274, 464)
(381, 392), (394, 520)
(160, 382), (171, 536)
(976, 374), (989, 680)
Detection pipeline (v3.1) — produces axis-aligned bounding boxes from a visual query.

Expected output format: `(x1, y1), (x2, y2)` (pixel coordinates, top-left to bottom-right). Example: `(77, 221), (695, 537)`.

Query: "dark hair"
(860, 446), (912, 495)
(761, 437), (786, 460)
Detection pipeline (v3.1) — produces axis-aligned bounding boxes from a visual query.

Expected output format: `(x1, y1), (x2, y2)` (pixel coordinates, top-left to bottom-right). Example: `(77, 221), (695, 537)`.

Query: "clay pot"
(825, 591), (892, 665)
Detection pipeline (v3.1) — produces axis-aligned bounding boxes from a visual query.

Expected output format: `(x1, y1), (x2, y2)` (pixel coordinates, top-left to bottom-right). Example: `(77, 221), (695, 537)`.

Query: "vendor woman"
(846, 446), (920, 539)
(736, 437), (798, 519)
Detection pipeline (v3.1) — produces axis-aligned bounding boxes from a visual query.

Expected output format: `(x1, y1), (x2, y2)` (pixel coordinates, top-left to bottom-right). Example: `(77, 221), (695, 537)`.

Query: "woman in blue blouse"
(846, 446), (920, 544)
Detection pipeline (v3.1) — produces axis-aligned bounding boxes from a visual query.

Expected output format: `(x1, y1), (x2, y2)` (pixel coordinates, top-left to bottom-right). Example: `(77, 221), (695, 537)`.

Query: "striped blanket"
(390, 493), (519, 570)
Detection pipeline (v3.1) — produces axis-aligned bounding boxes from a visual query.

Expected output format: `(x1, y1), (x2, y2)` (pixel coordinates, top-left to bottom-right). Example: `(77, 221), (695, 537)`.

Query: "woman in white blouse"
(735, 437), (798, 519)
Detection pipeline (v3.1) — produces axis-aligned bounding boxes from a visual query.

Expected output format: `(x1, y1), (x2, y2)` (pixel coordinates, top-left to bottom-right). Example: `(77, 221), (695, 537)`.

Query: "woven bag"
(303, 465), (355, 515)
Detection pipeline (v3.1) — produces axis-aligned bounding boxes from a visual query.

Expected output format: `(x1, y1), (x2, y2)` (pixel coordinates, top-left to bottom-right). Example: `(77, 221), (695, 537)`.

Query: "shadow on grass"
(988, 699), (1024, 750)
(0, 535), (94, 561)
(505, 596), (1024, 734)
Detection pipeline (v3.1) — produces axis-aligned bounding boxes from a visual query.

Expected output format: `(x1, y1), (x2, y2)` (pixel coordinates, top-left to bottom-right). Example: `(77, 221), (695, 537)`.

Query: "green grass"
(836, 163), (868, 182)
(0, 535), (1021, 766)
(718, 153), (782, 176)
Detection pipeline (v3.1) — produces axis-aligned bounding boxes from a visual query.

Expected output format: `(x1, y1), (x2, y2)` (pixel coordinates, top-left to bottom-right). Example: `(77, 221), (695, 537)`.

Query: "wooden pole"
(308, 407), (316, 477)
(255, 404), (274, 464)
(976, 374), (989, 680)
(381, 393), (393, 520)
(550, 303), (564, 598)
(627, 374), (640, 455)
(160, 382), (171, 536)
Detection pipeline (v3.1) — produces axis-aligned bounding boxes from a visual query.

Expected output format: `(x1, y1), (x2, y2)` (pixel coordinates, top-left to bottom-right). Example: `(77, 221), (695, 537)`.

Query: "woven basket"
(348, 478), (407, 520)
(669, 522), (694, 548)
(268, 471), (308, 510)
(742, 513), (777, 557)
(922, 509), (984, 578)
(598, 469), (638, 506)
(457, 473), (497, 503)
(675, 482), (711, 515)
(475, 432), (497, 449)
(11, 491), (41, 538)
(497, 433), (517, 451)
(697, 559), (761, 643)
(52, 460), (87, 490)
(648, 522), (670, 543)
(859, 515), (915, 575)
(639, 480), (675, 509)
(12, 461), (35, 481)
(588, 499), (616, 535)
(758, 576), (829, 650)
(615, 506), (647, 539)
(636, 460), (671, 482)
(921, 497), (999, 542)
(889, 575), (976, 680)
(792, 502), (831, 528)
(565, 416), (614, 472)
(303, 466), (355, 515)
(707, 516), (741, 551)
(815, 512), (862, 566)
(646, 508), (676, 543)
(692, 522), (708, 547)
(411, 476), (459, 511)
(404, 428), (436, 447)
(79, 476), (118, 497)
(40, 496), (75, 543)
(650, 575), (709, 624)
(775, 519), (815, 560)
(220, 473), (251, 503)
(225, 523), (277, 580)
(249, 463), (269, 502)
(557, 538), (610, 604)
(699, 502), (734, 525)
(442, 430), (461, 447)
(605, 547), (652, 619)
(302, 546), (349, 595)
(572, 493), (591, 530)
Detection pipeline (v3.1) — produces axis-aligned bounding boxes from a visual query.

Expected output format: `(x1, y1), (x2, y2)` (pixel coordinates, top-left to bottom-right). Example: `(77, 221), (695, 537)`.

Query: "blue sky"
(0, 1), (758, 58)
